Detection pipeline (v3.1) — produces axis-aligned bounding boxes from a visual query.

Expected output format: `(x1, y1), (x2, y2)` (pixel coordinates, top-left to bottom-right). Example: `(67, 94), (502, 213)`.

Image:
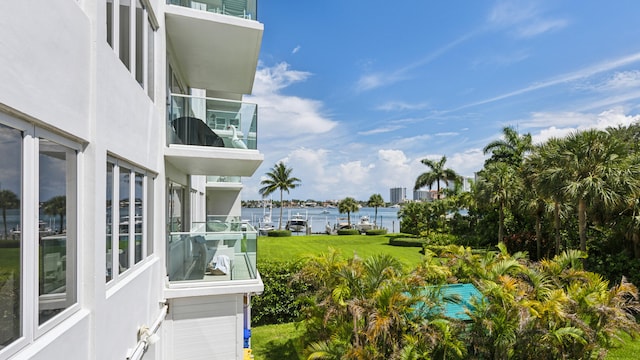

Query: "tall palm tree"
(367, 193), (384, 227)
(0, 189), (19, 237)
(483, 126), (533, 167)
(338, 197), (359, 228)
(545, 129), (640, 253)
(477, 162), (520, 245)
(43, 195), (66, 233)
(414, 155), (461, 200)
(258, 162), (301, 230)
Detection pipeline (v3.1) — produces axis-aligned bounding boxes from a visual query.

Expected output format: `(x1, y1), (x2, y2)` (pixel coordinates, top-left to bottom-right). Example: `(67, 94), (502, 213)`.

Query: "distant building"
(413, 190), (431, 202)
(390, 187), (407, 204)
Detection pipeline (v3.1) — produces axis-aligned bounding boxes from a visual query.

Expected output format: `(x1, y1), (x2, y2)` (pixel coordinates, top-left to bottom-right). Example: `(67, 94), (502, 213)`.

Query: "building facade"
(0, 1), (263, 359)
(389, 187), (406, 205)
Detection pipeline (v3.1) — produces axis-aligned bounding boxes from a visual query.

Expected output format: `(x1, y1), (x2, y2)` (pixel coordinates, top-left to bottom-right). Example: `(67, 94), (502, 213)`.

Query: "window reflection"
(134, 172), (143, 263)
(119, 167), (130, 273)
(0, 124), (22, 348)
(38, 138), (77, 325)
(106, 163), (114, 282)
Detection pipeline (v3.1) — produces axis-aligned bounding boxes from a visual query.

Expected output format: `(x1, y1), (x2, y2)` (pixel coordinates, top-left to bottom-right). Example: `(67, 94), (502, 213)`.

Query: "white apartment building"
(0, 0), (264, 359)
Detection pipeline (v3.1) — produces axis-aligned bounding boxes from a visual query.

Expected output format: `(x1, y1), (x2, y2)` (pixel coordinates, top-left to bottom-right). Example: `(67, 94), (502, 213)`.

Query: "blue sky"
(243, 0), (640, 202)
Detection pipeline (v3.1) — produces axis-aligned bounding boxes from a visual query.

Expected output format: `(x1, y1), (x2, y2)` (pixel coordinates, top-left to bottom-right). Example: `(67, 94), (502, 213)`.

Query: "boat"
(258, 200), (275, 235)
(355, 215), (374, 232)
(285, 213), (308, 232)
(333, 217), (352, 230)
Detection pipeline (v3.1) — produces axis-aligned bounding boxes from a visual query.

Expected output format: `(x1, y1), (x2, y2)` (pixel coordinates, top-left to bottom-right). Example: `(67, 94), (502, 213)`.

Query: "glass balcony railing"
(167, 219), (257, 283)
(167, 0), (257, 21)
(206, 175), (241, 184)
(168, 94), (258, 150)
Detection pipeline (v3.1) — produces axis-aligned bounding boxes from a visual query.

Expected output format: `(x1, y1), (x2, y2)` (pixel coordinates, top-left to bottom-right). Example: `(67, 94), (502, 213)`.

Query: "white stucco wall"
(0, 0), (91, 140)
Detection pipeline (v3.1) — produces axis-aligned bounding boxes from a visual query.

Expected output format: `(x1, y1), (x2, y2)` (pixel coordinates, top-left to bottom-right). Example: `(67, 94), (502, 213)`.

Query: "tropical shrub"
(294, 245), (640, 359)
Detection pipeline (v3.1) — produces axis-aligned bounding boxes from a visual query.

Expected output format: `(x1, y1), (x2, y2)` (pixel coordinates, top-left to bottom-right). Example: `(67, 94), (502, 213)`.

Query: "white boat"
(285, 213), (308, 232)
(355, 215), (374, 232)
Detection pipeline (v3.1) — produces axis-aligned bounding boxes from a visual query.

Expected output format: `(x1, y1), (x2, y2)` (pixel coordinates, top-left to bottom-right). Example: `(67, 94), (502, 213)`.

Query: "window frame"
(106, 156), (155, 286)
(0, 115), (82, 358)
(106, 0), (158, 100)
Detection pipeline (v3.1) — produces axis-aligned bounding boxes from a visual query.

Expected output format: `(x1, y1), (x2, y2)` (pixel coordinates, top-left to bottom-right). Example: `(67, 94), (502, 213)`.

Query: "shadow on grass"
(258, 338), (304, 360)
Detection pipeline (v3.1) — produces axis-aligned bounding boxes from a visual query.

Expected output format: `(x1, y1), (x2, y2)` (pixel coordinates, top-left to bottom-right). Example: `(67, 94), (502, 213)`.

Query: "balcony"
(165, 94), (263, 176)
(165, 0), (263, 93)
(167, 218), (258, 284)
(167, 0), (257, 20)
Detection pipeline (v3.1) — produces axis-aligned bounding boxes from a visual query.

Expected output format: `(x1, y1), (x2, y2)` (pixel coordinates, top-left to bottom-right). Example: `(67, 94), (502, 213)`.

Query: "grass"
(251, 322), (304, 360)
(605, 333), (640, 360)
(257, 233), (423, 268)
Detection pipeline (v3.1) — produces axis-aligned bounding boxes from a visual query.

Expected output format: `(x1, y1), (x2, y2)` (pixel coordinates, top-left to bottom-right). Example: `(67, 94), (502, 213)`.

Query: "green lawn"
(257, 233), (423, 268)
(251, 322), (304, 360)
(606, 333), (640, 360)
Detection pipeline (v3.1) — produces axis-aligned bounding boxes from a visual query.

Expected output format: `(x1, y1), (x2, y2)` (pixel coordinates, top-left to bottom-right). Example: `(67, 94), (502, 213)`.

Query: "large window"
(0, 117), (80, 355)
(106, 157), (154, 283)
(38, 138), (77, 325)
(105, 0), (157, 99)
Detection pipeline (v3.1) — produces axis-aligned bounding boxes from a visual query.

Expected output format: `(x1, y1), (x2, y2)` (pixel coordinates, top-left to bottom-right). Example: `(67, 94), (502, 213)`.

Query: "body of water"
(241, 206), (401, 234)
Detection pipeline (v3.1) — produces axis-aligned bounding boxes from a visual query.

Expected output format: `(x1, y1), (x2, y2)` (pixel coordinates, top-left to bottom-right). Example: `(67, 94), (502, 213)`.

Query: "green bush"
(389, 237), (424, 247)
(252, 260), (310, 326)
(337, 229), (360, 235)
(424, 233), (458, 246)
(267, 230), (292, 237)
(365, 228), (388, 236)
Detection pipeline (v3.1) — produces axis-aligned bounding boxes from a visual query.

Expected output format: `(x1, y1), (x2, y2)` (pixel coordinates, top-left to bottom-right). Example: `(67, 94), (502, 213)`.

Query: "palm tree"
(0, 189), (19, 237)
(477, 162), (520, 245)
(258, 162), (301, 230)
(414, 155), (461, 200)
(367, 193), (384, 227)
(545, 129), (640, 253)
(338, 197), (359, 228)
(483, 126), (533, 167)
(43, 195), (66, 233)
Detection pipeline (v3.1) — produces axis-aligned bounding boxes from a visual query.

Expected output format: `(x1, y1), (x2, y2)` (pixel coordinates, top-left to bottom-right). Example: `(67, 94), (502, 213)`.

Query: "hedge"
(337, 229), (360, 236)
(267, 230), (292, 237)
(365, 229), (388, 236)
(251, 260), (310, 326)
(388, 237), (424, 247)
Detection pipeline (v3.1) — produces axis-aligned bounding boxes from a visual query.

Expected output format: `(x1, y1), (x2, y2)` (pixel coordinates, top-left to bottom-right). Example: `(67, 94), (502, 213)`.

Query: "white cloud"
(527, 107), (640, 144)
(446, 149), (486, 177)
(247, 62), (338, 137)
(595, 70), (640, 91)
(292, 45), (301, 54)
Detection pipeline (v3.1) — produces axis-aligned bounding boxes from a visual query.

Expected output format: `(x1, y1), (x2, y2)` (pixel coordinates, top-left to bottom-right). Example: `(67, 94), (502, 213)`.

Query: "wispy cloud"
(435, 132), (459, 137)
(455, 52), (640, 111)
(593, 70), (640, 91)
(358, 125), (404, 136)
(488, 1), (568, 38)
(376, 101), (429, 112)
(292, 45), (301, 54)
(355, 32), (476, 92)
